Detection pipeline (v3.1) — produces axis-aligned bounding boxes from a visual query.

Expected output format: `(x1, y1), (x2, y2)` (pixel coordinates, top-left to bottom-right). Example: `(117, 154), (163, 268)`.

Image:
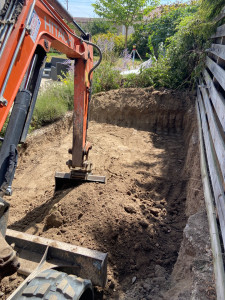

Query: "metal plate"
(6, 229), (108, 288)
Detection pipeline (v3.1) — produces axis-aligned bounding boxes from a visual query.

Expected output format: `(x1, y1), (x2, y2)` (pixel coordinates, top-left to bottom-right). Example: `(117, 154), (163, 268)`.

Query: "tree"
(86, 19), (117, 36)
(92, 0), (158, 49)
(129, 3), (198, 58)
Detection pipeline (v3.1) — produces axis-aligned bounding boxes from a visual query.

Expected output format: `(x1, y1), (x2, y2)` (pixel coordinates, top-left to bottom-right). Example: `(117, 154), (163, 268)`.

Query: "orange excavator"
(0, 0), (107, 299)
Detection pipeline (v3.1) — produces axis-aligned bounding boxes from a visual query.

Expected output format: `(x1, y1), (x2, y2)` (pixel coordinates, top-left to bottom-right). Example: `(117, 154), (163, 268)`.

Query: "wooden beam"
(206, 56), (225, 91)
(212, 24), (225, 38)
(197, 88), (225, 246)
(196, 101), (225, 300)
(213, 6), (225, 23)
(199, 81), (225, 181)
(209, 44), (225, 61)
(203, 69), (225, 132)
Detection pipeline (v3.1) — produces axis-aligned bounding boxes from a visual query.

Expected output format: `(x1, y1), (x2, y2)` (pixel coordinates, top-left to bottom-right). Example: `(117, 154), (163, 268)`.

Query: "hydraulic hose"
(86, 41), (102, 85)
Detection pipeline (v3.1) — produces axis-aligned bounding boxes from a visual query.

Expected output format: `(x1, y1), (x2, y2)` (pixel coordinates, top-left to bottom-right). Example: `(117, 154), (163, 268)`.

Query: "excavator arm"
(0, 0), (94, 168)
(0, 0), (105, 195)
(0, 0), (106, 286)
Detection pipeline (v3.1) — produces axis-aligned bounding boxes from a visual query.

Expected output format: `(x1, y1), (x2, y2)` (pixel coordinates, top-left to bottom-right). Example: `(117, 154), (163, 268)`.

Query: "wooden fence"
(196, 16), (225, 299)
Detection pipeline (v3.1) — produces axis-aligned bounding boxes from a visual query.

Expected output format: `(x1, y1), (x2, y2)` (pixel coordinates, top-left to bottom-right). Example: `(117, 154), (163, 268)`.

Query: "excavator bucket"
(55, 170), (106, 191)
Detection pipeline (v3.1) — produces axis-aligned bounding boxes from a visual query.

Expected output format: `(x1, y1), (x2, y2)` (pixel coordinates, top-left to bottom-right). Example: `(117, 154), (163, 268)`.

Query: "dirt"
(0, 88), (215, 299)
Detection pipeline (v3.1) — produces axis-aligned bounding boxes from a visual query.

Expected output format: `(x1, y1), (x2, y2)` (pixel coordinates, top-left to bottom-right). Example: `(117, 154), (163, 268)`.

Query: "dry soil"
(0, 88), (215, 300)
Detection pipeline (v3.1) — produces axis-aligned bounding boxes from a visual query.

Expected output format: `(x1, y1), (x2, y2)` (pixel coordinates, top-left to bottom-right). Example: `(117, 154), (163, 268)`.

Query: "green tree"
(77, 19), (116, 36)
(130, 3), (198, 58)
(92, 0), (158, 49)
(87, 19), (117, 36)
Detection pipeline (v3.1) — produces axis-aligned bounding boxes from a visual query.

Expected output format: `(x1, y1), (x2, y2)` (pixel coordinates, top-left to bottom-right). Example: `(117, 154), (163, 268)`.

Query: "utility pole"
(66, 0), (68, 10)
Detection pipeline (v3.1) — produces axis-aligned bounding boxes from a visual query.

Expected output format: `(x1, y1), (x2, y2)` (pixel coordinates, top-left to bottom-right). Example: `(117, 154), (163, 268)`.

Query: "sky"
(58, 0), (190, 18)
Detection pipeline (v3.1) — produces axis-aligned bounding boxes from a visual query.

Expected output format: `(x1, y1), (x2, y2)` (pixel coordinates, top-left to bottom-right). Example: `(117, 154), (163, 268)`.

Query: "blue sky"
(58, 0), (189, 18)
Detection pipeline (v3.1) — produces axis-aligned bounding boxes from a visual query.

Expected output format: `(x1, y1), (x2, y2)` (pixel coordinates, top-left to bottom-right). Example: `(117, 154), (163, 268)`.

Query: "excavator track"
(9, 269), (94, 300)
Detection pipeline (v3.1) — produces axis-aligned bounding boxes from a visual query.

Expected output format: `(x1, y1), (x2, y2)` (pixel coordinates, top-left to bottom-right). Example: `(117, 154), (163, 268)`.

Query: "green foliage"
(148, 4), (199, 57)
(123, 0), (223, 90)
(93, 0), (159, 47)
(33, 94), (67, 127)
(0, 116), (9, 137)
(92, 61), (122, 93)
(85, 19), (117, 36)
(32, 73), (74, 128)
(132, 3), (198, 58)
(162, 14), (214, 88)
(93, 32), (126, 57)
(123, 69), (154, 88)
(199, 0), (225, 19)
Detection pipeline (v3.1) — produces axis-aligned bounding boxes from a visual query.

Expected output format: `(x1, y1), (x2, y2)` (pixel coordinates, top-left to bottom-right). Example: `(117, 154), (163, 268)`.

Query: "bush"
(200, 0), (225, 19)
(85, 19), (117, 36)
(131, 3), (199, 58)
(32, 93), (68, 127)
(92, 61), (122, 93)
(93, 32), (126, 56)
(123, 69), (153, 88)
(123, 0), (223, 90)
(32, 73), (74, 128)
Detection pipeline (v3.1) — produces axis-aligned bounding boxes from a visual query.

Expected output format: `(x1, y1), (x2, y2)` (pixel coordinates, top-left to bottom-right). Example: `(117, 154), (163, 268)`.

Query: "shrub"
(92, 61), (122, 93)
(123, 69), (154, 88)
(123, 0), (223, 90)
(85, 19), (117, 36)
(32, 72), (74, 128)
(93, 32), (126, 56)
(32, 93), (68, 127)
(200, 0), (225, 19)
(131, 3), (199, 58)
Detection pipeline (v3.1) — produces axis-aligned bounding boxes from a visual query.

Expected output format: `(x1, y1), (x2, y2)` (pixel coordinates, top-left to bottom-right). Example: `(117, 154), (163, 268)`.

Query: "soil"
(0, 88), (216, 299)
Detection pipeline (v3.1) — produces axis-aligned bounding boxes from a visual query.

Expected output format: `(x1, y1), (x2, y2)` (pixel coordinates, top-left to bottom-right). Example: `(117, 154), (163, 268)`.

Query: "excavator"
(0, 0), (107, 299)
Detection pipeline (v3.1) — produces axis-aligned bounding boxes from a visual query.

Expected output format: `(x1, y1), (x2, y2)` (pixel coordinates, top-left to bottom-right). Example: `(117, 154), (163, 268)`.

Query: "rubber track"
(17, 269), (94, 300)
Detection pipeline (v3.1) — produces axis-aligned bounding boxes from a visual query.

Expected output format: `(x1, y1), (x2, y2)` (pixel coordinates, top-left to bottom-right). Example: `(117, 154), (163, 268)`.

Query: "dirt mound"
(0, 88), (215, 299)
(90, 88), (193, 133)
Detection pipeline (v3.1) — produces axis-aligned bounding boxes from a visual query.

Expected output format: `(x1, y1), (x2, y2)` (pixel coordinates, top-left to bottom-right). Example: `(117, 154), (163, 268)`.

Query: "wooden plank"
(206, 56), (225, 91)
(197, 88), (225, 246)
(214, 7), (225, 23)
(203, 69), (225, 132)
(196, 101), (225, 299)
(212, 24), (225, 38)
(199, 80), (225, 181)
(209, 44), (225, 61)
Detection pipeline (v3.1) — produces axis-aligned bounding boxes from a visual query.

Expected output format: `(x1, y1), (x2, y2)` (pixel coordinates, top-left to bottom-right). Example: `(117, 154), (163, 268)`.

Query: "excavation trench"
(0, 88), (215, 299)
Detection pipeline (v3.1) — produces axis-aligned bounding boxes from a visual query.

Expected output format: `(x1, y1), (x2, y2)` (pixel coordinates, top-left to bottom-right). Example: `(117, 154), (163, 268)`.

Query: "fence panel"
(198, 22), (225, 253)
